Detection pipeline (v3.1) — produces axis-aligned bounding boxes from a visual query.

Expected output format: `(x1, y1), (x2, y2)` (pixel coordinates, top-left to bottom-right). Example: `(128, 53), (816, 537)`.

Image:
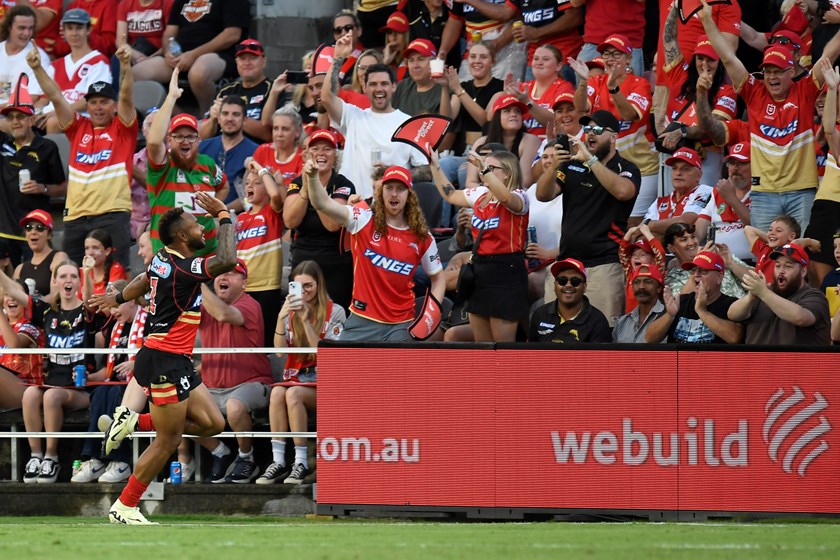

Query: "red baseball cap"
(665, 147), (702, 170)
(169, 113), (198, 134)
(234, 258), (248, 278)
(403, 38), (436, 58)
(308, 129), (338, 148)
(723, 142), (750, 163)
(630, 264), (664, 286)
(235, 39), (265, 57)
(769, 243), (809, 267)
(585, 57), (606, 70)
(550, 258), (586, 279)
(380, 11), (409, 33)
(694, 35), (719, 61)
(493, 94), (528, 114)
(597, 34), (632, 55)
(760, 46), (794, 69)
(681, 250), (725, 272)
(552, 91), (575, 108)
(19, 209), (53, 230)
(382, 166), (412, 189)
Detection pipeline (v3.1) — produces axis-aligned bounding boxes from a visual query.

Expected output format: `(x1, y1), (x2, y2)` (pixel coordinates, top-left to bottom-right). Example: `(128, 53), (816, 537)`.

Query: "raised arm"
(197, 192), (237, 277)
(467, 150), (525, 213)
(698, 0), (748, 89)
(429, 147), (470, 207)
(26, 47), (74, 129)
(114, 45), (136, 125)
(321, 33), (352, 125)
(0, 268), (28, 305)
(820, 60), (840, 157)
(200, 284), (244, 326)
(568, 135), (637, 201)
(147, 69), (181, 166)
(89, 271), (151, 312)
(695, 67), (729, 145)
(662, 2), (683, 69)
(303, 160), (352, 226)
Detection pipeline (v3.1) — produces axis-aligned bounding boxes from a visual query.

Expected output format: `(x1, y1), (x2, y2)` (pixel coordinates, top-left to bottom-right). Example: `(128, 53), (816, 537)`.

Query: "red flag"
(311, 44), (335, 77)
(391, 114), (452, 162)
(408, 291), (442, 341)
(678, 0), (731, 25)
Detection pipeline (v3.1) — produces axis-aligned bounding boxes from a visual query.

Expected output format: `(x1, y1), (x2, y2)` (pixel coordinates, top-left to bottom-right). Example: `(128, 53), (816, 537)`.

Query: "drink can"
(18, 168), (30, 191)
(471, 31), (482, 44)
(74, 364), (86, 387)
(170, 461), (182, 484)
(512, 21), (524, 42)
(72, 460), (82, 475)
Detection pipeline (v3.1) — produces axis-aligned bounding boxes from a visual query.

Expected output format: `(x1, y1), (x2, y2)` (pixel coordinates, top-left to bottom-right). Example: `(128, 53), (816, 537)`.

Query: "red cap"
(19, 209), (53, 230)
(760, 46), (794, 69)
(585, 57), (606, 70)
(769, 243), (809, 267)
(552, 91), (575, 108)
(403, 38), (436, 58)
(493, 94), (528, 114)
(723, 142), (750, 163)
(235, 39), (265, 57)
(597, 34), (632, 55)
(380, 11), (409, 33)
(382, 166), (412, 189)
(234, 258), (248, 278)
(665, 147), (702, 170)
(630, 264), (664, 286)
(307, 129), (338, 148)
(550, 258), (586, 279)
(681, 250), (725, 272)
(693, 35), (719, 61)
(770, 30), (801, 51)
(169, 113), (198, 134)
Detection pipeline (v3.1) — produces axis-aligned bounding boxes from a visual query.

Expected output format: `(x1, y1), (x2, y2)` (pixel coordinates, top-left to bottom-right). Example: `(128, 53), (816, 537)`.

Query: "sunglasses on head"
(769, 36), (798, 48)
(555, 276), (584, 287)
(583, 124), (612, 135)
(25, 223), (48, 232)
(333, 24), (355, 35)
(774, 246), (805, 260)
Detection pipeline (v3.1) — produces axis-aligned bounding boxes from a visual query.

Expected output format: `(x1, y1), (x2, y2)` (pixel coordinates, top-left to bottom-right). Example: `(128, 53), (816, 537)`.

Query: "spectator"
(13, 210), (68, 299)
(536, 109), (641, 326)
(448, 1), (526, 81)
(343, 48), (383, 104)
(402, 0), (462, 70)
(27, 45), (137, 269)
(24, 1), (63, 60)
(198, 39), (272, 144)
(115, 0), (173, 65)
(729, 243), (831, 345)
(572, 0), (646, 76)
(52, 0), (117, 58)
(392, 38), (451, 117)
(822, 231), (840, 336)
(618, 224), (667, 313)
(79, 229), (127, 297)
(528, 258), (611, 343)
(199, 95), (258, 212)
(739, 25), (809, 79)
(526, 139), (563, 302)
(129, 110), (156, 241)
(0, 6), (51, 111)
(570, 33), (658, 226)
(37, 8), (113, 134)
(531, 90), (585, 184)
(251, 104), (304, 188)
(646, 249), (744, 344)
(612, 264), (667, 344)
(661, 222), (745, 298)
(307, 161), (446, 341)
(332, 9), (367, 85)
(743, 215), (819, 283)
(0, 278), (43, 403)
(381, 11), (410, 80)
(284, 129), (355, 311)
(147, 70), (228, 256)
(132, 0), (248, 114)
(507, 0), (583, 82)
(321, 32), (426, 200)
(235, 160), (285, 348)
(259, 260), (346, 485)
(644, 148), (714, 236)
(430, 148), (529, 342)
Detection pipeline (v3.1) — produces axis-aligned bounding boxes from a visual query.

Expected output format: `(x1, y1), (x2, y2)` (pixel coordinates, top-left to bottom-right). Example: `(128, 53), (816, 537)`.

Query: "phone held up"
(288, 281), (302, 299)
(286, 71), (309, 84)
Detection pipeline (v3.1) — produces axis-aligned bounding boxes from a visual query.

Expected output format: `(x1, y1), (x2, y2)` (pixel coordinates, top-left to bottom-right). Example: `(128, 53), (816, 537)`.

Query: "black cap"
(579, 110), (620, 132)
(84, 81), (117, 101)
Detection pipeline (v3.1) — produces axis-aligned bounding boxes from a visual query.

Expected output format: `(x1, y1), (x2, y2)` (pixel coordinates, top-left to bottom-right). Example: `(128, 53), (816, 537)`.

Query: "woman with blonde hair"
(345, 48), (383, 99)
(252, 103), (305, 187)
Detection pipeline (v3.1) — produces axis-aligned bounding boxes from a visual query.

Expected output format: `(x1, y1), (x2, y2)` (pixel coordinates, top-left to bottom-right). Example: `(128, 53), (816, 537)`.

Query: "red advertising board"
(316, 347), (840, 516)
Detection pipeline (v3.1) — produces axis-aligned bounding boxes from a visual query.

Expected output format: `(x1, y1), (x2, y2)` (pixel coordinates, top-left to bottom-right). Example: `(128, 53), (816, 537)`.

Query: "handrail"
(1, 431), (316, 439)
(0, 347), (318, 355)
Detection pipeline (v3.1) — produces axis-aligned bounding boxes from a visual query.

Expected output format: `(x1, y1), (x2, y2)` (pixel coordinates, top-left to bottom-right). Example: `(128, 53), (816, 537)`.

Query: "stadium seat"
(413, 181), (442, 228)
(133, 80), (167, 118)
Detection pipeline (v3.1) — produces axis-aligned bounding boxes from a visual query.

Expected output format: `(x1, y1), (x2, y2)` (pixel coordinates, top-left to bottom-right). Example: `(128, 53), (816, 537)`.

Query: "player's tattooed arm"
(195, 191), (237, 277)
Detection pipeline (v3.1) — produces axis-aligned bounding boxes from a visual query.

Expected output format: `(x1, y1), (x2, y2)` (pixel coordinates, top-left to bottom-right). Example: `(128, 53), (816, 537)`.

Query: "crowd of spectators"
(1, 0), (840, 484)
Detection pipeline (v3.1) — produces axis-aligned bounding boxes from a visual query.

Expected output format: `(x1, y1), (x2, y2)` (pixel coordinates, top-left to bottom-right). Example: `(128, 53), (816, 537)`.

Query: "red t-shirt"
(520, 78), (574, 136)
(27, 0), (63, 58)
(78, 261), (128, 298)
(463, 187), (529, 255)
(751, 238), (775, 281)
(53, 0), (118, 57)
(662, 61), (737, 129)
(252, 144), (304, 187)
(580, 0), (645, 48)
(117, 0), (175, 50)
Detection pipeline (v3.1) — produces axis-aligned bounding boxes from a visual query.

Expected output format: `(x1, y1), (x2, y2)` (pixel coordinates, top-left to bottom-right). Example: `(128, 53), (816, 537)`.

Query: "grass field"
(1, 516), (839, 560)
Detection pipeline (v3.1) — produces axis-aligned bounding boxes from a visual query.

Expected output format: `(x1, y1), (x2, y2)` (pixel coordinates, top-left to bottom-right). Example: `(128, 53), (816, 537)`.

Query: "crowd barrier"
(315, 343), (840, 520)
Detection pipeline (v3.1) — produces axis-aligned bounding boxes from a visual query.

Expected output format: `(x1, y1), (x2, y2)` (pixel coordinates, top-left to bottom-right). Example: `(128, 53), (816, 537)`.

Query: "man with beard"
(612, 264), (667, 343)
(198, 95), (258, 212)
(147, 68), (229, 256)
(536, 109), (640, 326)
(729, 243), (831, 346)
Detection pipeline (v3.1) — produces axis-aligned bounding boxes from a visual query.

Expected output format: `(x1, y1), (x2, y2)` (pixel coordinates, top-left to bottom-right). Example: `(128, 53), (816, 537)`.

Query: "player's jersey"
(147, 153), (227, 256)
(643, 185), (714, 221)
(252, 144), (304, 187)
(519, 78), (575, 136)
(236, 204), (284, 291)
(463, 186), (529, 255)
(345, 204), (442, 324)
(738, 73), (820, 193)
(143, 247), (213, 356)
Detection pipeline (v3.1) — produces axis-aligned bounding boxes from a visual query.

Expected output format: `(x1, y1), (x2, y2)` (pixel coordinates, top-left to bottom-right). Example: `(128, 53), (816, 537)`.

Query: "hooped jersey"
(519, 78), (575, 136)
(344, 204), (442, 324)
(463, 186), (529, 255)
(236, 204), (284, 291)
(143, 247), (213, 356)
(52, 51), (111, 106)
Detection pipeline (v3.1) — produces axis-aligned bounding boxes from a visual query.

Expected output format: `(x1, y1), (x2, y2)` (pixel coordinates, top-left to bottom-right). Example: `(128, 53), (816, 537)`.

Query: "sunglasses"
(773, 246), (806, 263)
(583, 125), (613, 135)
(555, 276), (584, 287)
(25, 223), (48, 232)
(333, 24), (356, 35)
(769, 36), (799, 49)
(484, 164), (504, 172)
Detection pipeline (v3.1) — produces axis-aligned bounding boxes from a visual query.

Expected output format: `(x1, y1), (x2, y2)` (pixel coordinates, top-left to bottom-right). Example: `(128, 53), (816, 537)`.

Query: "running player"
(89, 191), (236, 525)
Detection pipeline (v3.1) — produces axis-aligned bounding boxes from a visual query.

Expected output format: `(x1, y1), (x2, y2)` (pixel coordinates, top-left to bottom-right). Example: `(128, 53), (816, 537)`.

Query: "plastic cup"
(430, 58), (445, 79)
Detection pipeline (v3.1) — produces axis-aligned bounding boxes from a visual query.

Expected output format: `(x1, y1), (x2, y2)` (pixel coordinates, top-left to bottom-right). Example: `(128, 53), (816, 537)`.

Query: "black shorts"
(804, 200), (840, 266)
(134, 347), (202, 406)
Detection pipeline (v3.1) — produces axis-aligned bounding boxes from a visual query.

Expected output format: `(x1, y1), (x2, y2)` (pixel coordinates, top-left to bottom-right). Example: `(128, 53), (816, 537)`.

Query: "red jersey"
(52, 51), (112, 106)
(581, 0), (645, 47)
(463, 186), (529, 255)
(662, 61), (737, 130)
(344, 204), (442, 324)
(26, 0), (63, 58)
(117, 0), (175, 50)
(236, 203), (284, 291)
(750, 238), (775, 281)
(0, 317), (44, 384)
(520, 78), (575, 136)
(53, 0), (118, 57)
(252, 144), (304, 187)
(643, 185), (714, 221)
(721, 119), (750, 146)
(78, 261), (128, 298)
(618, 236), (667, 313)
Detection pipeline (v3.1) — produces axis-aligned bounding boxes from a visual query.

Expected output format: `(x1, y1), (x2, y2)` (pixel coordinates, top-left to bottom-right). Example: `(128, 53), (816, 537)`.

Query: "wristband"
(115, 291), (126, 305)
(219, 217), (232, 226)
(258, 168), (269, 178)
(456, 89), (466, 97)
(216, 210), (231, 220)
(585, 155), (598, 168)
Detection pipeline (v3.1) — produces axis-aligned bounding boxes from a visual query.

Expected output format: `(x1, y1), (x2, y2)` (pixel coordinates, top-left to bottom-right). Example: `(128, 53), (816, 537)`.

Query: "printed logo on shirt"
(522, 8), (554, 24)
(150, 257), (172, 278)
(362, 248), (415, 276)
(190, 258), (205, 274)
(181, 0), (212, 23)
(471, 215), (500, 230)
(759, 120), (798, 139)
(627, 93), (649, 111)
(718, 96), (737, 112)
(765, 104), (776, 116)
(783, 102), (798, 110)
(237, 225), (267, 241)
(372, 231), (382, 243)
(76, 150), (112, 164)
(81, 134), (92, 145)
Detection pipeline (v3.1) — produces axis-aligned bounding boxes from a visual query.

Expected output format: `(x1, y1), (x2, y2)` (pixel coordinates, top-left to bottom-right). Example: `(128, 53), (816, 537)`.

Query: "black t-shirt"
(457, 77), (504, 133)
(528, 298), (612, 343)
(287, 172), (355, 265)
(556, 153), (641, 267)
(30, 299), (97, 386)
(667, 292), (737, 344)
(216, 79), (272, 122)
(0, 133), (66, 217)
(170, 0), (249, 56)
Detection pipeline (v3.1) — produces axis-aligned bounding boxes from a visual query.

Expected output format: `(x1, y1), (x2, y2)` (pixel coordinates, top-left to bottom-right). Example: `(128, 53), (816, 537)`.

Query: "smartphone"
(708, 224), (717, 244)
(555, 134), (570, 153)
(288, 281), (302, 298)
(286, 71), (309, 84)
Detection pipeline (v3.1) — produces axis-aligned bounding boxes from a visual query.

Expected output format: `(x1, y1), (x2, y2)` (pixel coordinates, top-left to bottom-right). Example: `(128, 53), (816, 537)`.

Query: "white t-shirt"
(526, 184), (563, 251)
(41, 50), (112, 116)
(0, 41), (51, 105)
(698, 188), (752, 261)
(333, 102), (426, 199)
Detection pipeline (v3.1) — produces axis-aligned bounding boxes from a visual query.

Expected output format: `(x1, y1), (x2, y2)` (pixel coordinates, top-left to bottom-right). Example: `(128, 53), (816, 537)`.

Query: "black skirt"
(466, 253), (529, 321)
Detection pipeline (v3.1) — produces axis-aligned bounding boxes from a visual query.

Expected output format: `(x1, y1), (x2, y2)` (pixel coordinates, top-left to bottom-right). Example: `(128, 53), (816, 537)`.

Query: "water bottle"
(24, 278), (37, 297)
(18, 168), (30, 191)
(168, 37), (182, 57)
(527, 226), (539, 270)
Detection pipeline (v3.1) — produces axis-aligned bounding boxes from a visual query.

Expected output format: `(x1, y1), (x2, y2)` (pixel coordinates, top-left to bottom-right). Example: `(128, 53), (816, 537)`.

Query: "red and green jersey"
(147, 153), (227, 256)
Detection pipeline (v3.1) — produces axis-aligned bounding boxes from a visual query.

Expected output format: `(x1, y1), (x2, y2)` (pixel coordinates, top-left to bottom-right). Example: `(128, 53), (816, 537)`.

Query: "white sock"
(272, 440), (286, 465)
(211, 442), (230, 458)
(44, 455), (58, 462)
(294, 446), (308, 469)
(238, 449), (253, 461)
(31, 453), (44, 460)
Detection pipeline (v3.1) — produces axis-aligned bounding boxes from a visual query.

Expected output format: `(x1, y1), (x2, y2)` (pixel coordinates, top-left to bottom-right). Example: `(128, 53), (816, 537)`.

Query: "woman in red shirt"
(79, 229), (127, 298)
(0, 278), (44, 408)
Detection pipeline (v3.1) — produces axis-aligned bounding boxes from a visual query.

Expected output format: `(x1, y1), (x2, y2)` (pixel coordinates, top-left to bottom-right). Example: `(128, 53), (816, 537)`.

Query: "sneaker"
(283, 462), (310, 485)
(99, 406), (138, 456)
(182, 458), (196, 482)
(99, 461), (131, 483)
(225, 457), (259, 484)
(71, 459), (105, 483)
(23, 457), (42, 483)
(109, 499), (159, 525)
(255, 462), (292, 485)
(207, 452), (236, 483)
(36, 458), (60, 483)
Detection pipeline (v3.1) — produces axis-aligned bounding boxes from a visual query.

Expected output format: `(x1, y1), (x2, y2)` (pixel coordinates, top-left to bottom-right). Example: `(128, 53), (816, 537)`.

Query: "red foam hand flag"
(311, 44), (335, 77)
(391, 114), (452, 162)
(678, 0), (731, 24)
(408, 291), (442, 341)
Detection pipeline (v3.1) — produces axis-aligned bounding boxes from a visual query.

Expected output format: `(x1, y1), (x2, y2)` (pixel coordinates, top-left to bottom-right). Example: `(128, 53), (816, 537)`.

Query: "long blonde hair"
(289, 260), (330, 362)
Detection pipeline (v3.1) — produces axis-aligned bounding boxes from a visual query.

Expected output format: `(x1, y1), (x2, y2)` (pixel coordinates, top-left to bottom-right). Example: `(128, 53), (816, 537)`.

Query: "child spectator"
(619, 223), (666, 313)
(79, 229), (127, 298)
(744, 216), (820, 282)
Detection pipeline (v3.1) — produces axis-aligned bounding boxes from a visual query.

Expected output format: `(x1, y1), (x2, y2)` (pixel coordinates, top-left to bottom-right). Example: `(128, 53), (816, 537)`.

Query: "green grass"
(1, 516), (839, 560)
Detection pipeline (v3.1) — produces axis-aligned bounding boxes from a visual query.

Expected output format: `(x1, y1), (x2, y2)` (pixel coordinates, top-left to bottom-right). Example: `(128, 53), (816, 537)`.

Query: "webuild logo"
(763, 386), (831, 477)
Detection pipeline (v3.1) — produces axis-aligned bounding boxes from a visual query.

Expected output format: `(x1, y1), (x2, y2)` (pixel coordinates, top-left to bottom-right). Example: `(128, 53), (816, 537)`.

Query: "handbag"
(654, 101), (693, 155)
(455, 225), (486, 302)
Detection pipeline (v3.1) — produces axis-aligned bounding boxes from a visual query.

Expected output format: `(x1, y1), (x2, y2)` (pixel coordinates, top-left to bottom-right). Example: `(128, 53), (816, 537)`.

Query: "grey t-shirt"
(744, 285), (831, 346)
(392, 79), (443, 116)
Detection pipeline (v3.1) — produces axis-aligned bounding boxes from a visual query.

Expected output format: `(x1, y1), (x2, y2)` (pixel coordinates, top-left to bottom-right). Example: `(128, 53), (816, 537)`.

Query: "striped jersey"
(236, 204), (284, 291)
(463, 186), (529, 255)
(52, 50), (111, 106)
